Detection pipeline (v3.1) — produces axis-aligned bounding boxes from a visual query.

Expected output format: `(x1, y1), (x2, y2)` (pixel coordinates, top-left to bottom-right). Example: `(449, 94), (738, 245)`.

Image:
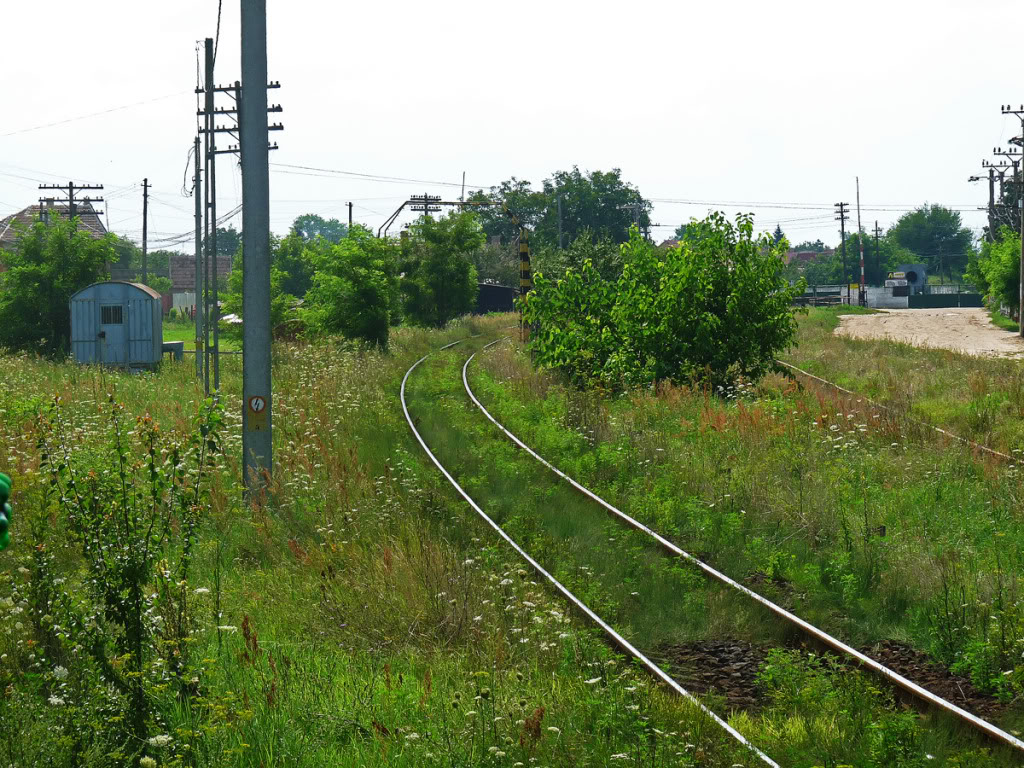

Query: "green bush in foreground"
(523, 214), (805, 390)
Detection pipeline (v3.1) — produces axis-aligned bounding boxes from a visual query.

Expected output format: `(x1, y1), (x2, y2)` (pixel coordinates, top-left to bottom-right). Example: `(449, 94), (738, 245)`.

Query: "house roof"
(0, 201), (107, 249)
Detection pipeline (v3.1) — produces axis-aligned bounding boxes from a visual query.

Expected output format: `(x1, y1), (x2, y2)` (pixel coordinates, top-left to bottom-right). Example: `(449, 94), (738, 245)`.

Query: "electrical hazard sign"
(247, 395), (268, 432)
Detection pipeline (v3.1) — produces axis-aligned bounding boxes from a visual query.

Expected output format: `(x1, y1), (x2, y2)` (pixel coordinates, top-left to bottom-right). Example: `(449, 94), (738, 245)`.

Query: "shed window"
(100, 305), (123, 325)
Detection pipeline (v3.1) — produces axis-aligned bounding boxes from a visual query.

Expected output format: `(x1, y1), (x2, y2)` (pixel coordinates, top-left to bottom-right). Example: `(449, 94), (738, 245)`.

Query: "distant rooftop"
(0, 201), (107, 249)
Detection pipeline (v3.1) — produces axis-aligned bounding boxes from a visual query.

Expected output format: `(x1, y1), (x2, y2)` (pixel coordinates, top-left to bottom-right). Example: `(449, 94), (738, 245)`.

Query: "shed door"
(99, 304), (127, 363)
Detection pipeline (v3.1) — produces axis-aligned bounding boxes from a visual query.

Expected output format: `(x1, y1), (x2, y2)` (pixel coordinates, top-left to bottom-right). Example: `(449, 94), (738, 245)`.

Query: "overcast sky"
(1, 0), (1020, 251)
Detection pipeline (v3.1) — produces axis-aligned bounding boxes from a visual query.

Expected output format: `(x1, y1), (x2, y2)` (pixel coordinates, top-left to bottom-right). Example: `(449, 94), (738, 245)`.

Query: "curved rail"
(776, 360), (1014, 462)
(402, 339), (779, 768)
(464, 339), (1024, 756)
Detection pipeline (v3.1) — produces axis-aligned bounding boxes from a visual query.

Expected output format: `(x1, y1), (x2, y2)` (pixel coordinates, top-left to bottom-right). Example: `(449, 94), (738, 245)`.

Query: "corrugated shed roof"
(0, 202), (107, 248)
(71, 281), (163, 301)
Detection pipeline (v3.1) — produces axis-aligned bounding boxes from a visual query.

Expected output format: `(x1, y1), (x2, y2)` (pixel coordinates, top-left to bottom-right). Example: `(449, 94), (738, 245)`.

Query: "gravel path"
(835, 308), (1024, 358)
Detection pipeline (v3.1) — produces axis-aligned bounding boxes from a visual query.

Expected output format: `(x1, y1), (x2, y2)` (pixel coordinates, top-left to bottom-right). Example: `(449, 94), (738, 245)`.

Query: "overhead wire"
(0, 92), (191, 138)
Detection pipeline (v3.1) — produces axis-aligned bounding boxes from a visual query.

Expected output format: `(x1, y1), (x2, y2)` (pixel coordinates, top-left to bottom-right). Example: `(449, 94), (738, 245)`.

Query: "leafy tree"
(536, 167), (650, 248)
(471, 241), (519, 288)
(222, 235), (297, 334)
(303, 225), (400, 346)
(801, 251), (845, 286)
(146, 275), (172, 294)
(292, 213), (347, 244)
(469, 167), (651, 250)
(791, 239), (827, 253)
(673, 223), (692, 240)
(533, 230), (623, 282)
(795, 233), (915, 286)
(523, 215), (805, 390)
(889, 204), (974, 280)
(0, 216), (114, 354)
(202, 225), (241, 261)
(967, 227), (1020, 312)
(401, 211), (482, 327)
(773, 224), (785, 244)
(467, 178), (546, 244)
(272, 230), (315, 298)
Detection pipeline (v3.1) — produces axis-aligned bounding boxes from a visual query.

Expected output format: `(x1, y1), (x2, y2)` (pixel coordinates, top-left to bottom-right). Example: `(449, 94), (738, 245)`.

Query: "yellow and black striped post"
(519, 227), (532, 340)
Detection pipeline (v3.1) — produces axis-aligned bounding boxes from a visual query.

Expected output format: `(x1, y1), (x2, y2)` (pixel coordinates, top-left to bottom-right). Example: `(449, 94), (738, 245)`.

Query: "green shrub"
(522, 214), (805, 390)
(24, 395), (222, 764)
(302, 225), (400, 346)
(0, 217), (114, 354)
(400, 212), (482, 328)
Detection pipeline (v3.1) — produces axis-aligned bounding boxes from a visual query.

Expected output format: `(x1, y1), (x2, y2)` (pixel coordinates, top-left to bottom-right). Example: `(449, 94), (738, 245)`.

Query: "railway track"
(402, 337), (780, 768)
(456, 337), (1024, 758)
(403, 334), (1024, 764)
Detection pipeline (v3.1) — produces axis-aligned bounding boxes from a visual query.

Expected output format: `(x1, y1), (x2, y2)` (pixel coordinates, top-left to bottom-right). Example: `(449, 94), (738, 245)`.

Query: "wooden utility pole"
(347, 201), (353, 227)
(38, 182), (103, 230)
(834, 201), (849, 298)
(141, 178), (150, 284)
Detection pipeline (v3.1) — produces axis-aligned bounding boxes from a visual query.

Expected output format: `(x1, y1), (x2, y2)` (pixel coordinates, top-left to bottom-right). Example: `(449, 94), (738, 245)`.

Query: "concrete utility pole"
(988, 168), (996, 238)
(204, 37), (222, 392)
(240, 0), (273, 489)
(347, 201), (353, 227)
(1004, 105), (1024, 338)
(856, 177), (865, 304)
(141, 178), (149, 284)
(194, 137), (204, 382)
(834, 201), (849, 299)
(994, 136), (1024, 334)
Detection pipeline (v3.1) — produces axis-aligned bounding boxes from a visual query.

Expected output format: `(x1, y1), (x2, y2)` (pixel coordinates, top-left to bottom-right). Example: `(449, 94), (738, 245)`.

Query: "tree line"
(779, 203), (976, 286)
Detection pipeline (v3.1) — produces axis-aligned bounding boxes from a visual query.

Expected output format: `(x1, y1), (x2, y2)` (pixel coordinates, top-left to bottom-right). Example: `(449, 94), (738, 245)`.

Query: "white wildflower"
(584, 677), (601, 685)
(194, 588), (210, 595)
(48, 696), (66, 706)
(53, 666), (68, 680)
(147, 734), (172, 747)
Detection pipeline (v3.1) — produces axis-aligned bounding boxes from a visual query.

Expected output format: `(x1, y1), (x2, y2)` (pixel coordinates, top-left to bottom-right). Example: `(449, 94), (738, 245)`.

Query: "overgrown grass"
(464, 337), (1024, 764)
(781, 306), (1024, 453)
(0, 317), (754, 767)
(988, 308), (1019, 334)
(4, 309), (1024, 766)
(162, 317), (242, 352)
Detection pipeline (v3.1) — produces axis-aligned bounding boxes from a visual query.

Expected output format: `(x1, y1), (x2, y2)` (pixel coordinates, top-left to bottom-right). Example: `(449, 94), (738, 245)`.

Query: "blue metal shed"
(70, 281), (163, 367)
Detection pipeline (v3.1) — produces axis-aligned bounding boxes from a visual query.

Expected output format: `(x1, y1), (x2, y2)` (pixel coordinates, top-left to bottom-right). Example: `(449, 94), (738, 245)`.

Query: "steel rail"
(464, 339), (1024, 756)
(776, 360), (1014, 462)
(402, 340), (779, 768)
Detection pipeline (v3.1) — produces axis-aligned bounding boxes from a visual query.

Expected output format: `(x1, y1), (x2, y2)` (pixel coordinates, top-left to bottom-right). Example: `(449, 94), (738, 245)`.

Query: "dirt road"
(834, 308), (1024, 358)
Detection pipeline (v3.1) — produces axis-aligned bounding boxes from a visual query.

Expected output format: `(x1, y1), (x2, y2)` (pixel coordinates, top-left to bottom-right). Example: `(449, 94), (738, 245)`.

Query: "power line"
(0, 92), (191, 138)
(213, 0), (223, 65)
(269, 162), (486, 188)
